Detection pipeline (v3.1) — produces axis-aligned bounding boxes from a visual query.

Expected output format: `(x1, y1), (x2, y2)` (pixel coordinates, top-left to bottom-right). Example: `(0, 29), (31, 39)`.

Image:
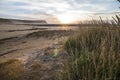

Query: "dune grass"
(56, 15), (120, 80)
(0, 59), (25, 80)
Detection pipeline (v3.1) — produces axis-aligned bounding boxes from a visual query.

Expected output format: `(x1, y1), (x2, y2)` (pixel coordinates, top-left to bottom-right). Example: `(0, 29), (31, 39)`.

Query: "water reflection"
(61, 26), (70, 30)
(34, 26), (78, 31)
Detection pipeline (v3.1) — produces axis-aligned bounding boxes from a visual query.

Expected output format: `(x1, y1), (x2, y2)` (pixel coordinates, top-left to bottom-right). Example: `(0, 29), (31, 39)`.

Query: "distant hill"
(0, 18), (11, 23)
(0, 18), (47, 24)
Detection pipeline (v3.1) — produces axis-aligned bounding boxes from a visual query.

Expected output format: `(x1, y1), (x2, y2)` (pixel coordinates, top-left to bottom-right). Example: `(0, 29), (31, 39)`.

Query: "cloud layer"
(0, 0), (120, 23)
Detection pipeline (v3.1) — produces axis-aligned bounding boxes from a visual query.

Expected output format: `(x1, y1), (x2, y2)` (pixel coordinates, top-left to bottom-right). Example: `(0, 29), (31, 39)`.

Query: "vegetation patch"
(0, 59), (25, 80)
(56, 16), (120, 80)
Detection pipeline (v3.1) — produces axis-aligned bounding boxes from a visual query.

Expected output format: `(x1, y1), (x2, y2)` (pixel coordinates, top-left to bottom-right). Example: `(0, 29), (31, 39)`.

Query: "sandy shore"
(0, 24), (77, 62)
(0, 24), (78, 80)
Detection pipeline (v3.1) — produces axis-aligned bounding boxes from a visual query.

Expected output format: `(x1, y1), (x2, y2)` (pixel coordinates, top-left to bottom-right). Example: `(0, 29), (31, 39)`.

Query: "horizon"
(0, 0), (120, 23)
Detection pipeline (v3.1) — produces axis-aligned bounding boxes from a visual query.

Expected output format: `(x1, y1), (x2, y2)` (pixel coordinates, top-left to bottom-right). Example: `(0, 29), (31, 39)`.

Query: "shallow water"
(33, 26), (78, 30)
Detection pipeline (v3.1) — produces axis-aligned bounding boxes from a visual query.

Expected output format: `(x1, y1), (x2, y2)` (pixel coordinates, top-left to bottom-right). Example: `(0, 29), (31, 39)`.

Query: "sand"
(0, 24), (77, 62)
(0, 24), (78, 80)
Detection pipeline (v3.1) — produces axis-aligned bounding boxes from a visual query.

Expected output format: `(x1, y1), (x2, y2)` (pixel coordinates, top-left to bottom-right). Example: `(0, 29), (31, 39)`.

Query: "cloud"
(0, 0), (120, 23)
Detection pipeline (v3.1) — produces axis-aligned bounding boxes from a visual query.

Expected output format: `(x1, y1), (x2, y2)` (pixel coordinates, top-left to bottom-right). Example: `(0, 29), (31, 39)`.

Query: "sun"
(57, 14), (74, 24)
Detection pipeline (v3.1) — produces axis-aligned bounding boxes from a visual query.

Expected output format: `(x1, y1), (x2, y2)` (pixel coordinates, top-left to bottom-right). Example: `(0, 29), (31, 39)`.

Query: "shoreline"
(0, 24), (77, 62)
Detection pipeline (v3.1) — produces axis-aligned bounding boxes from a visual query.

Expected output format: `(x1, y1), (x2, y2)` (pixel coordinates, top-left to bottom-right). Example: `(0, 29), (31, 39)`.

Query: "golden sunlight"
(57, 14), (74, 24)
(61, 26), (70, 30)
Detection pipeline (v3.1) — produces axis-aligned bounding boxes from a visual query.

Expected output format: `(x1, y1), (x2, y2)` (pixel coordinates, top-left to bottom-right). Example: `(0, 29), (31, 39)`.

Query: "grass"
(56, 15), (120, 80)
(0, 59), (25, 80)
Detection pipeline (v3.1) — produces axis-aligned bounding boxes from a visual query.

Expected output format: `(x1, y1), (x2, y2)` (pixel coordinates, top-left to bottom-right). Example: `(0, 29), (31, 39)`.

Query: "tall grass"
(56, 15), (120, 80)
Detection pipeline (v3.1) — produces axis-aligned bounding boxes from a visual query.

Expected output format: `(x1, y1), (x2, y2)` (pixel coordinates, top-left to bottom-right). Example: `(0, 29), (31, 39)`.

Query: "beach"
(0, 24), (77, 63)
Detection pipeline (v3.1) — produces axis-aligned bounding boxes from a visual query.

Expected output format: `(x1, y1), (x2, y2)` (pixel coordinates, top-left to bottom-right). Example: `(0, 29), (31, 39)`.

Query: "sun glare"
(57, 14), (74, 24)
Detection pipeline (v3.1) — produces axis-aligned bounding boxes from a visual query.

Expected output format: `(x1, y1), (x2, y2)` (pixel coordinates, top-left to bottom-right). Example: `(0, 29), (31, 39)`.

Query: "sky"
(0, 0), (120, 23)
